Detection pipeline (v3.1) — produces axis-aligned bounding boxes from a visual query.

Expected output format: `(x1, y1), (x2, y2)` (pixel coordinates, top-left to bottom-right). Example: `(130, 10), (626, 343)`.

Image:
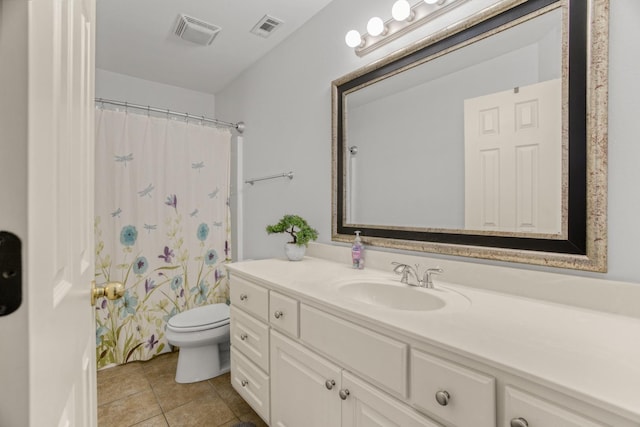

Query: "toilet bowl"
(165, 303), (231, 383)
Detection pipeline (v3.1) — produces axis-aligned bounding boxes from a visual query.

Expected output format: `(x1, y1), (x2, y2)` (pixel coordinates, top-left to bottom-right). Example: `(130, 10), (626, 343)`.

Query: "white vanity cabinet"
(228, 261), (640, 427)
(271, 329), (440, 427)
(230, 275), (442, 427)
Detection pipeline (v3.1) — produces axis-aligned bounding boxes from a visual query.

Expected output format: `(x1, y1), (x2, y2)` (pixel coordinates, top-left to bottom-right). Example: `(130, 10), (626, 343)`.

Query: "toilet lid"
(168, 303), (230, 329)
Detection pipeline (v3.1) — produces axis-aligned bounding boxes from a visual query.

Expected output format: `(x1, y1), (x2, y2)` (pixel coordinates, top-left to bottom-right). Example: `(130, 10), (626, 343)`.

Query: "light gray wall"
(96, 69), (216, 117)
(0, 0), (29, 425)
(216, 0), (640, 284)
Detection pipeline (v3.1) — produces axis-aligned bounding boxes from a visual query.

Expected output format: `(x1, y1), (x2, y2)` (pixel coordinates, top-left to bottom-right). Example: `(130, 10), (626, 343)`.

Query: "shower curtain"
(94, 108), (231, 368)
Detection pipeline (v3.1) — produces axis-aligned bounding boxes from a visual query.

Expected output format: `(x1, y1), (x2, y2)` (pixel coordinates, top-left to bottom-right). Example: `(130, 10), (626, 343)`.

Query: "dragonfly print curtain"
(94, 108), (231, 368)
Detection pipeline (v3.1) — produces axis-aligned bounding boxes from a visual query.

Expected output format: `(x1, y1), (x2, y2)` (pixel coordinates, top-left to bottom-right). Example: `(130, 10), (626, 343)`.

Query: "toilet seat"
(167, 303), (230, 332)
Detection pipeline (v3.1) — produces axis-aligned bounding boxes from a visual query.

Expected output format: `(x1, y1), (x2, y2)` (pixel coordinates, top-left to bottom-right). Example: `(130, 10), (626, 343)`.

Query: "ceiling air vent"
(251, 15), (284, 38)
(174, 14), (221, 46)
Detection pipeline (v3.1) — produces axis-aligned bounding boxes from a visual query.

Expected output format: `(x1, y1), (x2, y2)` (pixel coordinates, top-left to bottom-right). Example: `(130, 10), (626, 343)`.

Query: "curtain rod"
(95, 98), (245, 134)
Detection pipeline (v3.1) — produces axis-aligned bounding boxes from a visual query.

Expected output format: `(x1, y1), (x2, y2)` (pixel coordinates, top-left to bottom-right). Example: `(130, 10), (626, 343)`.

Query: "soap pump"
(351, 231), (364, 269)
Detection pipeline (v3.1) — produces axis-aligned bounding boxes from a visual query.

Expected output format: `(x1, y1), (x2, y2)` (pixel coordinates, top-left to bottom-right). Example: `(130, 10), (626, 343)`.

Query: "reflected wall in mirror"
(332, 0), (608, 271)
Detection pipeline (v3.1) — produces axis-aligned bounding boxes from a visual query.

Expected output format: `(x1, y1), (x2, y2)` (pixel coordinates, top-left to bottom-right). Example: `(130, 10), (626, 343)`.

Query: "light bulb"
(367, 17), (385, 37)
(392, 0), (411, 21)
(424, 0), (439, 4)
(345, 30), (362, 48)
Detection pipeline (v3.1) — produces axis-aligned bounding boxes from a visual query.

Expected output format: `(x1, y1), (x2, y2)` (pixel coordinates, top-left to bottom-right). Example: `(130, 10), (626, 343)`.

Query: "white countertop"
(226, 256), (640, 422)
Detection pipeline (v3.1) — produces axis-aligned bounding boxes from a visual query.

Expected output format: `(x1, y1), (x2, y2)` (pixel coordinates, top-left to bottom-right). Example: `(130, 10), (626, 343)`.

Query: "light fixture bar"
(355, 0), (471, 57)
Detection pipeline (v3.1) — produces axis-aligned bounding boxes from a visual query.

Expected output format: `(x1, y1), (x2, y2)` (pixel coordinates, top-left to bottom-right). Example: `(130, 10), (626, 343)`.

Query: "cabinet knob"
(239, 293), (248, 301)
(274, 310), (284, 319)
(339, 389), (350, 400)
(435, 390), (450, 406)
(325, 379), (335, 390)
(510, 418), (529, 427)
(241, 379), (249, 387)
(240, 333), (248, 341)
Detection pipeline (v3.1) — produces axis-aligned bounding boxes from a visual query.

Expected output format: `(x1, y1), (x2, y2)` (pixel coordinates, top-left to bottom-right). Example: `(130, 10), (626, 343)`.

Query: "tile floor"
(97, 351), (268, 427)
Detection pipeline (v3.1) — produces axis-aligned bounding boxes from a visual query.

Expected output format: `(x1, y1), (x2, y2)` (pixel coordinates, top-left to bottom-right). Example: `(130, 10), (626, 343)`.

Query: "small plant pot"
(284, 243), (306, 261)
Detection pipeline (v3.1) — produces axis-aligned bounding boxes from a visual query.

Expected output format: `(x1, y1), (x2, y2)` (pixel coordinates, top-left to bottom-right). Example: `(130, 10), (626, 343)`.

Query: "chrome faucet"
(392, 262), (443, 288)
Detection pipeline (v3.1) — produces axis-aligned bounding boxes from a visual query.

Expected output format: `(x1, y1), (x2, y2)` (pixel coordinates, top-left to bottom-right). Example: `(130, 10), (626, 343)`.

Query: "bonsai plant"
(266, 214), (318, 261)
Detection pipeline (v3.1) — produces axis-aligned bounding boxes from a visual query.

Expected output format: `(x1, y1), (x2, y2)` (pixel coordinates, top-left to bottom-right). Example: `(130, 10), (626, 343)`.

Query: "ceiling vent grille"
(250, 15), (284, 38)
(174, 14), (221, 46)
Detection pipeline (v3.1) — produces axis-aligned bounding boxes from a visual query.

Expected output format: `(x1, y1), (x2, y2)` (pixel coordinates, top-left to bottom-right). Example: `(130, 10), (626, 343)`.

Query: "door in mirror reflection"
(464, 79), (562, 234)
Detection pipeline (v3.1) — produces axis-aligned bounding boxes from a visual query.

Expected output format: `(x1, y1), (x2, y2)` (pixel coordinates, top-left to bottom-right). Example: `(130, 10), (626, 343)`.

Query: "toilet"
(165, 303), (231, 383)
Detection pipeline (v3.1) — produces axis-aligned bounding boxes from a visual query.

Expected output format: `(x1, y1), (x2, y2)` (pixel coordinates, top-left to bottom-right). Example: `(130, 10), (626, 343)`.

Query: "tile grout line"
(98, 352), (261, 427)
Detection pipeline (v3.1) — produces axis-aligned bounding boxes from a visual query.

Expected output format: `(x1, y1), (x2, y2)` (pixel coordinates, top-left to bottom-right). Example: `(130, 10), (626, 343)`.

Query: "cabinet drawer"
(504, 386), (606, 427)
(411, 349), (495, 427)
(231, 347), (270, 424)
(300, 304), (408, 398)
(269, 290), (299, 337)
(230, 276), (268, 322)
(230, 306), (269, 373)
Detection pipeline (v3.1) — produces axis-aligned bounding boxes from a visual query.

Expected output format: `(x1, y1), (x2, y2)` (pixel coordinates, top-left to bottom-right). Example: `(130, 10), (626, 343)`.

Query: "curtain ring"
(201, 115), (205, 126)
(147, 106), (150, 117)
(124, 101), (128, 114)
(166, 109), (170, 119)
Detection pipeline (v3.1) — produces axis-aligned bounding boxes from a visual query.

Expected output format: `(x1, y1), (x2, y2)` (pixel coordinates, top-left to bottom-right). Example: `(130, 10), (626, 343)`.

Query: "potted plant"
(266, 214), (318, 261)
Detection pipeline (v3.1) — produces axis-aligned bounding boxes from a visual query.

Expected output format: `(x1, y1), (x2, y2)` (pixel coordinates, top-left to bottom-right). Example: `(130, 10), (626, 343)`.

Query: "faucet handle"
(423, 267), (443, 288)
(391, 262), (411, 284)
(391, 262), (409, 272)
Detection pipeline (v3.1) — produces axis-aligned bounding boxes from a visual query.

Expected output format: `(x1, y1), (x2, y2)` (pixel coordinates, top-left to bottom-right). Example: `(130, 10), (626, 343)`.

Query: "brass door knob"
(91, 281), (125, 306)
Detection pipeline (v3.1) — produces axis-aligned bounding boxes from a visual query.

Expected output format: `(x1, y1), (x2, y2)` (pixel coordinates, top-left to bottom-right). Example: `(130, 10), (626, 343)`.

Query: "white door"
(464, 79), (562, 234)
(270, 330), (342, 427)
(28, 0), (97, 425)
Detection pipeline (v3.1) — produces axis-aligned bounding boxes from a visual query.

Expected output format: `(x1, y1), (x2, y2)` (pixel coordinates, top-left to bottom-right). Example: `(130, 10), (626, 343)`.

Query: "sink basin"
(336, 279), (472, 312)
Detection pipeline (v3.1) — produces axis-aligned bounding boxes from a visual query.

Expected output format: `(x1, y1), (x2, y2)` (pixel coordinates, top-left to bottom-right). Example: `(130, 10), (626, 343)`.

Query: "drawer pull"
(510, 418), (528, 427)
(435, 390), (450, 406)
(274, 310), (284, 319)
(339, 389), (350, 400)
(239, 293), (248, 301)
(240, 333), (248, 341)
(241, 379), (249, 387)
(325, 379), (336, 390)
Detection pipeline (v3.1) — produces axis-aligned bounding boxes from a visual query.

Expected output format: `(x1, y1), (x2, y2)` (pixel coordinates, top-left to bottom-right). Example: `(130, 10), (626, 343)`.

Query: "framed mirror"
(332, 0), (608, 271)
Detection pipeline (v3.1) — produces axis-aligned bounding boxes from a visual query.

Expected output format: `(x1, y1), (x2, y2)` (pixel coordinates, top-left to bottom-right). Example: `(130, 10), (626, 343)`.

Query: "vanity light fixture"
(345, 30), (363, 48)
(367, 17), (387, 37)
(345, 0), (468, 57)
(391, 0), (413, 23)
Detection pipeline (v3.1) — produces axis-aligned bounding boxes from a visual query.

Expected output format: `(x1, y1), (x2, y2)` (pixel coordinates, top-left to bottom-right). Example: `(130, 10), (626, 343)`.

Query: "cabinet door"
(341, 371), (442, 427)
(271, 330), (342, 427)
